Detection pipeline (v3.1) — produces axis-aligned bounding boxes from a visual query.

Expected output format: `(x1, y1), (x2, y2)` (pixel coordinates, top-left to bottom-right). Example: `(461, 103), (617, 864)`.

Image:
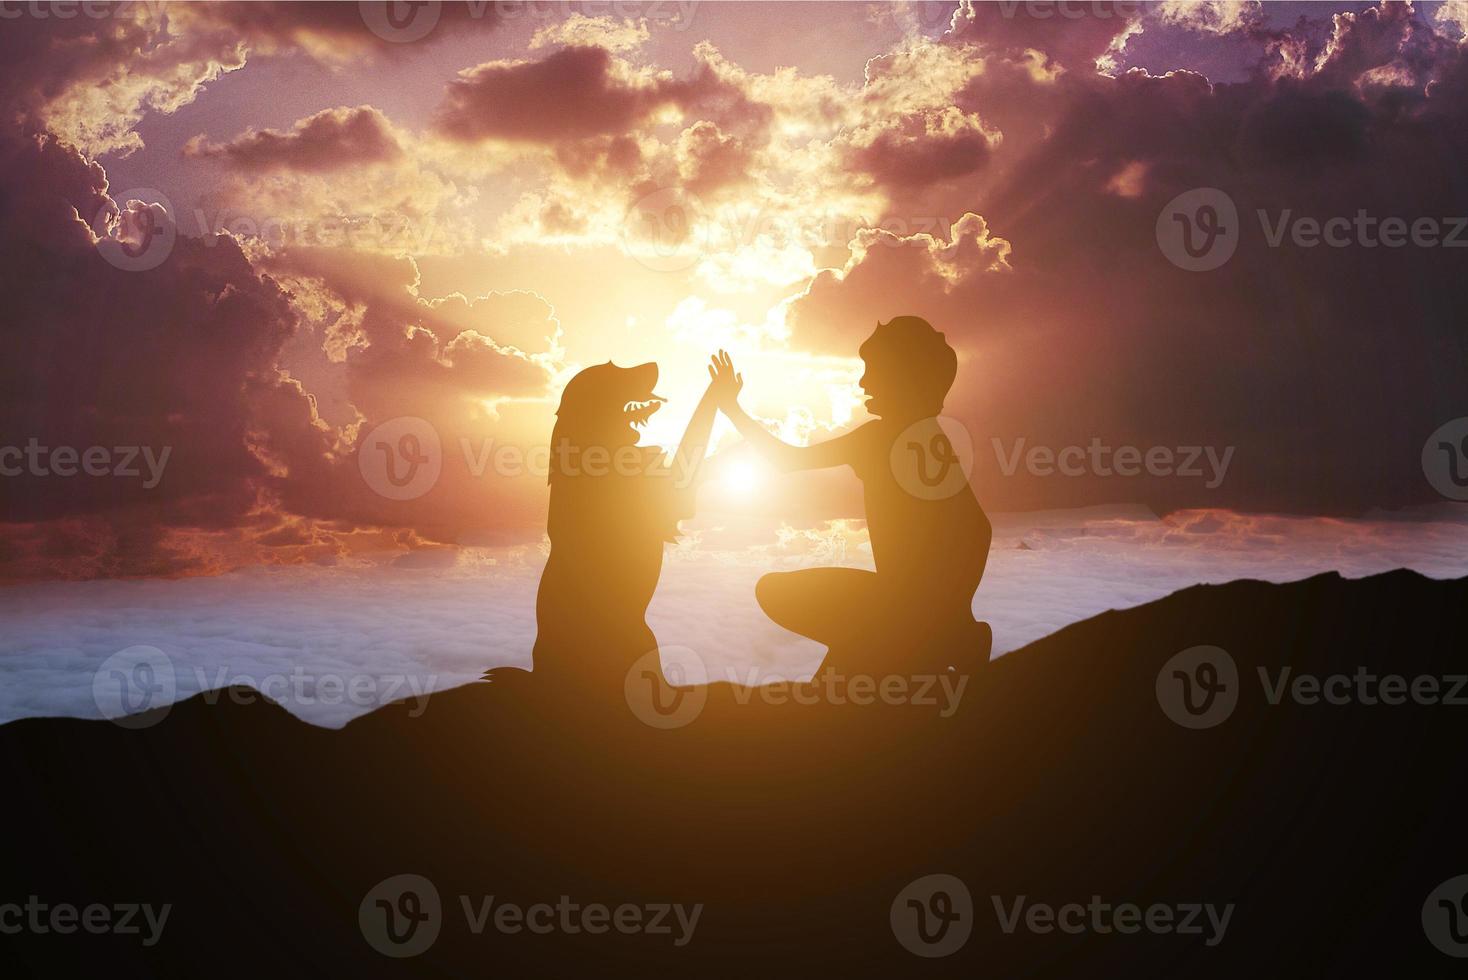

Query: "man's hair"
(859, 316), (958, 413)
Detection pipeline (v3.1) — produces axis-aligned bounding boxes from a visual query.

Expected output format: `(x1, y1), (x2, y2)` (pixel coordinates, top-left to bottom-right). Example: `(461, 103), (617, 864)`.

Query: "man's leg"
(757, 568), (991, 680)
(755, 568), (882, 649)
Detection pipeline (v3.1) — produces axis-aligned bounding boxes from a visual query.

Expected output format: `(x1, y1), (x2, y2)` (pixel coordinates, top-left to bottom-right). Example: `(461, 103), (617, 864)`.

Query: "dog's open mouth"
(621, 396), (664, 429)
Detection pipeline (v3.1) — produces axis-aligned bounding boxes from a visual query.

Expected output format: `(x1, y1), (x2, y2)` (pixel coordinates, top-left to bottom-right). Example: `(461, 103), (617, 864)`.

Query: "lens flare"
(718, 455), (771, 500)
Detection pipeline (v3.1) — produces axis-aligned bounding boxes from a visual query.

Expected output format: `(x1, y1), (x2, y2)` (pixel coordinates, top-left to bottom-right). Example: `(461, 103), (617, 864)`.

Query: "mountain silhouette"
(2, 569), (1465, 977)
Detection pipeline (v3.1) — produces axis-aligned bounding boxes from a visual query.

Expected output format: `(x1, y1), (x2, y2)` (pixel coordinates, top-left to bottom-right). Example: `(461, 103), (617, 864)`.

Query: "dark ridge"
(2, 570), (1465, 977)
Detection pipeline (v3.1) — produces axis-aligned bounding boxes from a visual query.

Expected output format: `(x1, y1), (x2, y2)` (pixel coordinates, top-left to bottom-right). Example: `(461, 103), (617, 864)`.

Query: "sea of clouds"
(2, 505), (1465, 728)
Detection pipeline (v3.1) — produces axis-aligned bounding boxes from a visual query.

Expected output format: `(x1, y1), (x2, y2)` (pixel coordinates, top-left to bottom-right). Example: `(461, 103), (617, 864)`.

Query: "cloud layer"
(4, 505), (1464, 727)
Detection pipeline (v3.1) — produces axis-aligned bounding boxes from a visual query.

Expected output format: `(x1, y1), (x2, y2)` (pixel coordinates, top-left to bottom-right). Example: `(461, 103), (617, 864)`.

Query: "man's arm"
(708, 351), (862, 473)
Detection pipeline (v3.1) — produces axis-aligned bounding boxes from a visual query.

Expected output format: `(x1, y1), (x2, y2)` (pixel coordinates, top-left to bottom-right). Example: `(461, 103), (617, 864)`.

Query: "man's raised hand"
(707, 349), (743, 410)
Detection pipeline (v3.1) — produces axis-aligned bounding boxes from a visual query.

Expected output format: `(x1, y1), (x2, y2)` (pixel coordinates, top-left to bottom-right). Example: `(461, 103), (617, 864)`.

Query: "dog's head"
(548, 361), (663, 482)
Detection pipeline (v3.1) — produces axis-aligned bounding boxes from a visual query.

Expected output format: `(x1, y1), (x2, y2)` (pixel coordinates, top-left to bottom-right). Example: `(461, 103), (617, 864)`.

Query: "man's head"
(857, 316), (957, 419)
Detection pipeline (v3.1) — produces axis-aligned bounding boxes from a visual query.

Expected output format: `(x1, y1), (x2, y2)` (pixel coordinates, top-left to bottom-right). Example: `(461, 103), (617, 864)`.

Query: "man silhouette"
(707, 316), (992, 678)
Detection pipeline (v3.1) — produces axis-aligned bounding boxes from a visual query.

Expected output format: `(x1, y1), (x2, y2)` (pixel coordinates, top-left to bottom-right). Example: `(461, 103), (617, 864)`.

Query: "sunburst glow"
(716, 454), (773, 501)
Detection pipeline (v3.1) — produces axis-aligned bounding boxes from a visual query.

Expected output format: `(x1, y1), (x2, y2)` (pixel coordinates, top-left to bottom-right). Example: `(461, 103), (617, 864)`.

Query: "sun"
(716, 454), (772, 501)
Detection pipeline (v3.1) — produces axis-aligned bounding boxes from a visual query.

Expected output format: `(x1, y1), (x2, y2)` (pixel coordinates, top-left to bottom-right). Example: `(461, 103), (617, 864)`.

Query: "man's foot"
(481, 665), (534, 686)
(936, 620), (991, 675)
(972, 620), (993, 664)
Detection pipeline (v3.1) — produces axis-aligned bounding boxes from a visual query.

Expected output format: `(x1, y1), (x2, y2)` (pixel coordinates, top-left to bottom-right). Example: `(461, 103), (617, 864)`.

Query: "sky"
(1, 1), (1467, 722)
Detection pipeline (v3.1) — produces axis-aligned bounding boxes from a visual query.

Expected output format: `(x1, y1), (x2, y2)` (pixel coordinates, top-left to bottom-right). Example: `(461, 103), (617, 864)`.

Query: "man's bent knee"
(755, 572), (789, 617)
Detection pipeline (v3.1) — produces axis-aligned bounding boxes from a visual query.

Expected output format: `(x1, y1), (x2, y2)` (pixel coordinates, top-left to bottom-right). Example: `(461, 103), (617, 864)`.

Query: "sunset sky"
(2, 1), (1467, 722)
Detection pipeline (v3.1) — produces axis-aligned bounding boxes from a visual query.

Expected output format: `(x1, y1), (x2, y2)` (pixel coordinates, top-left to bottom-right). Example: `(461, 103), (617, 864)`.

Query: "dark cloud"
(183, 106), (403, 173)
(946, 0), (1144, 70)
(0, 2), (503, 156)
(0, 129), (554, 580)
(553, 134), (645, 180)
(433, 43), (774, 150)
(0, 132), (336, 577)
(789, 3), (1468, 517)
(180, 1), (506, 55)
(256, 246), (557, 547)
(676, 120), (754, 194)
(847, 107), (997, 189)
(434, 45), (677, 144)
